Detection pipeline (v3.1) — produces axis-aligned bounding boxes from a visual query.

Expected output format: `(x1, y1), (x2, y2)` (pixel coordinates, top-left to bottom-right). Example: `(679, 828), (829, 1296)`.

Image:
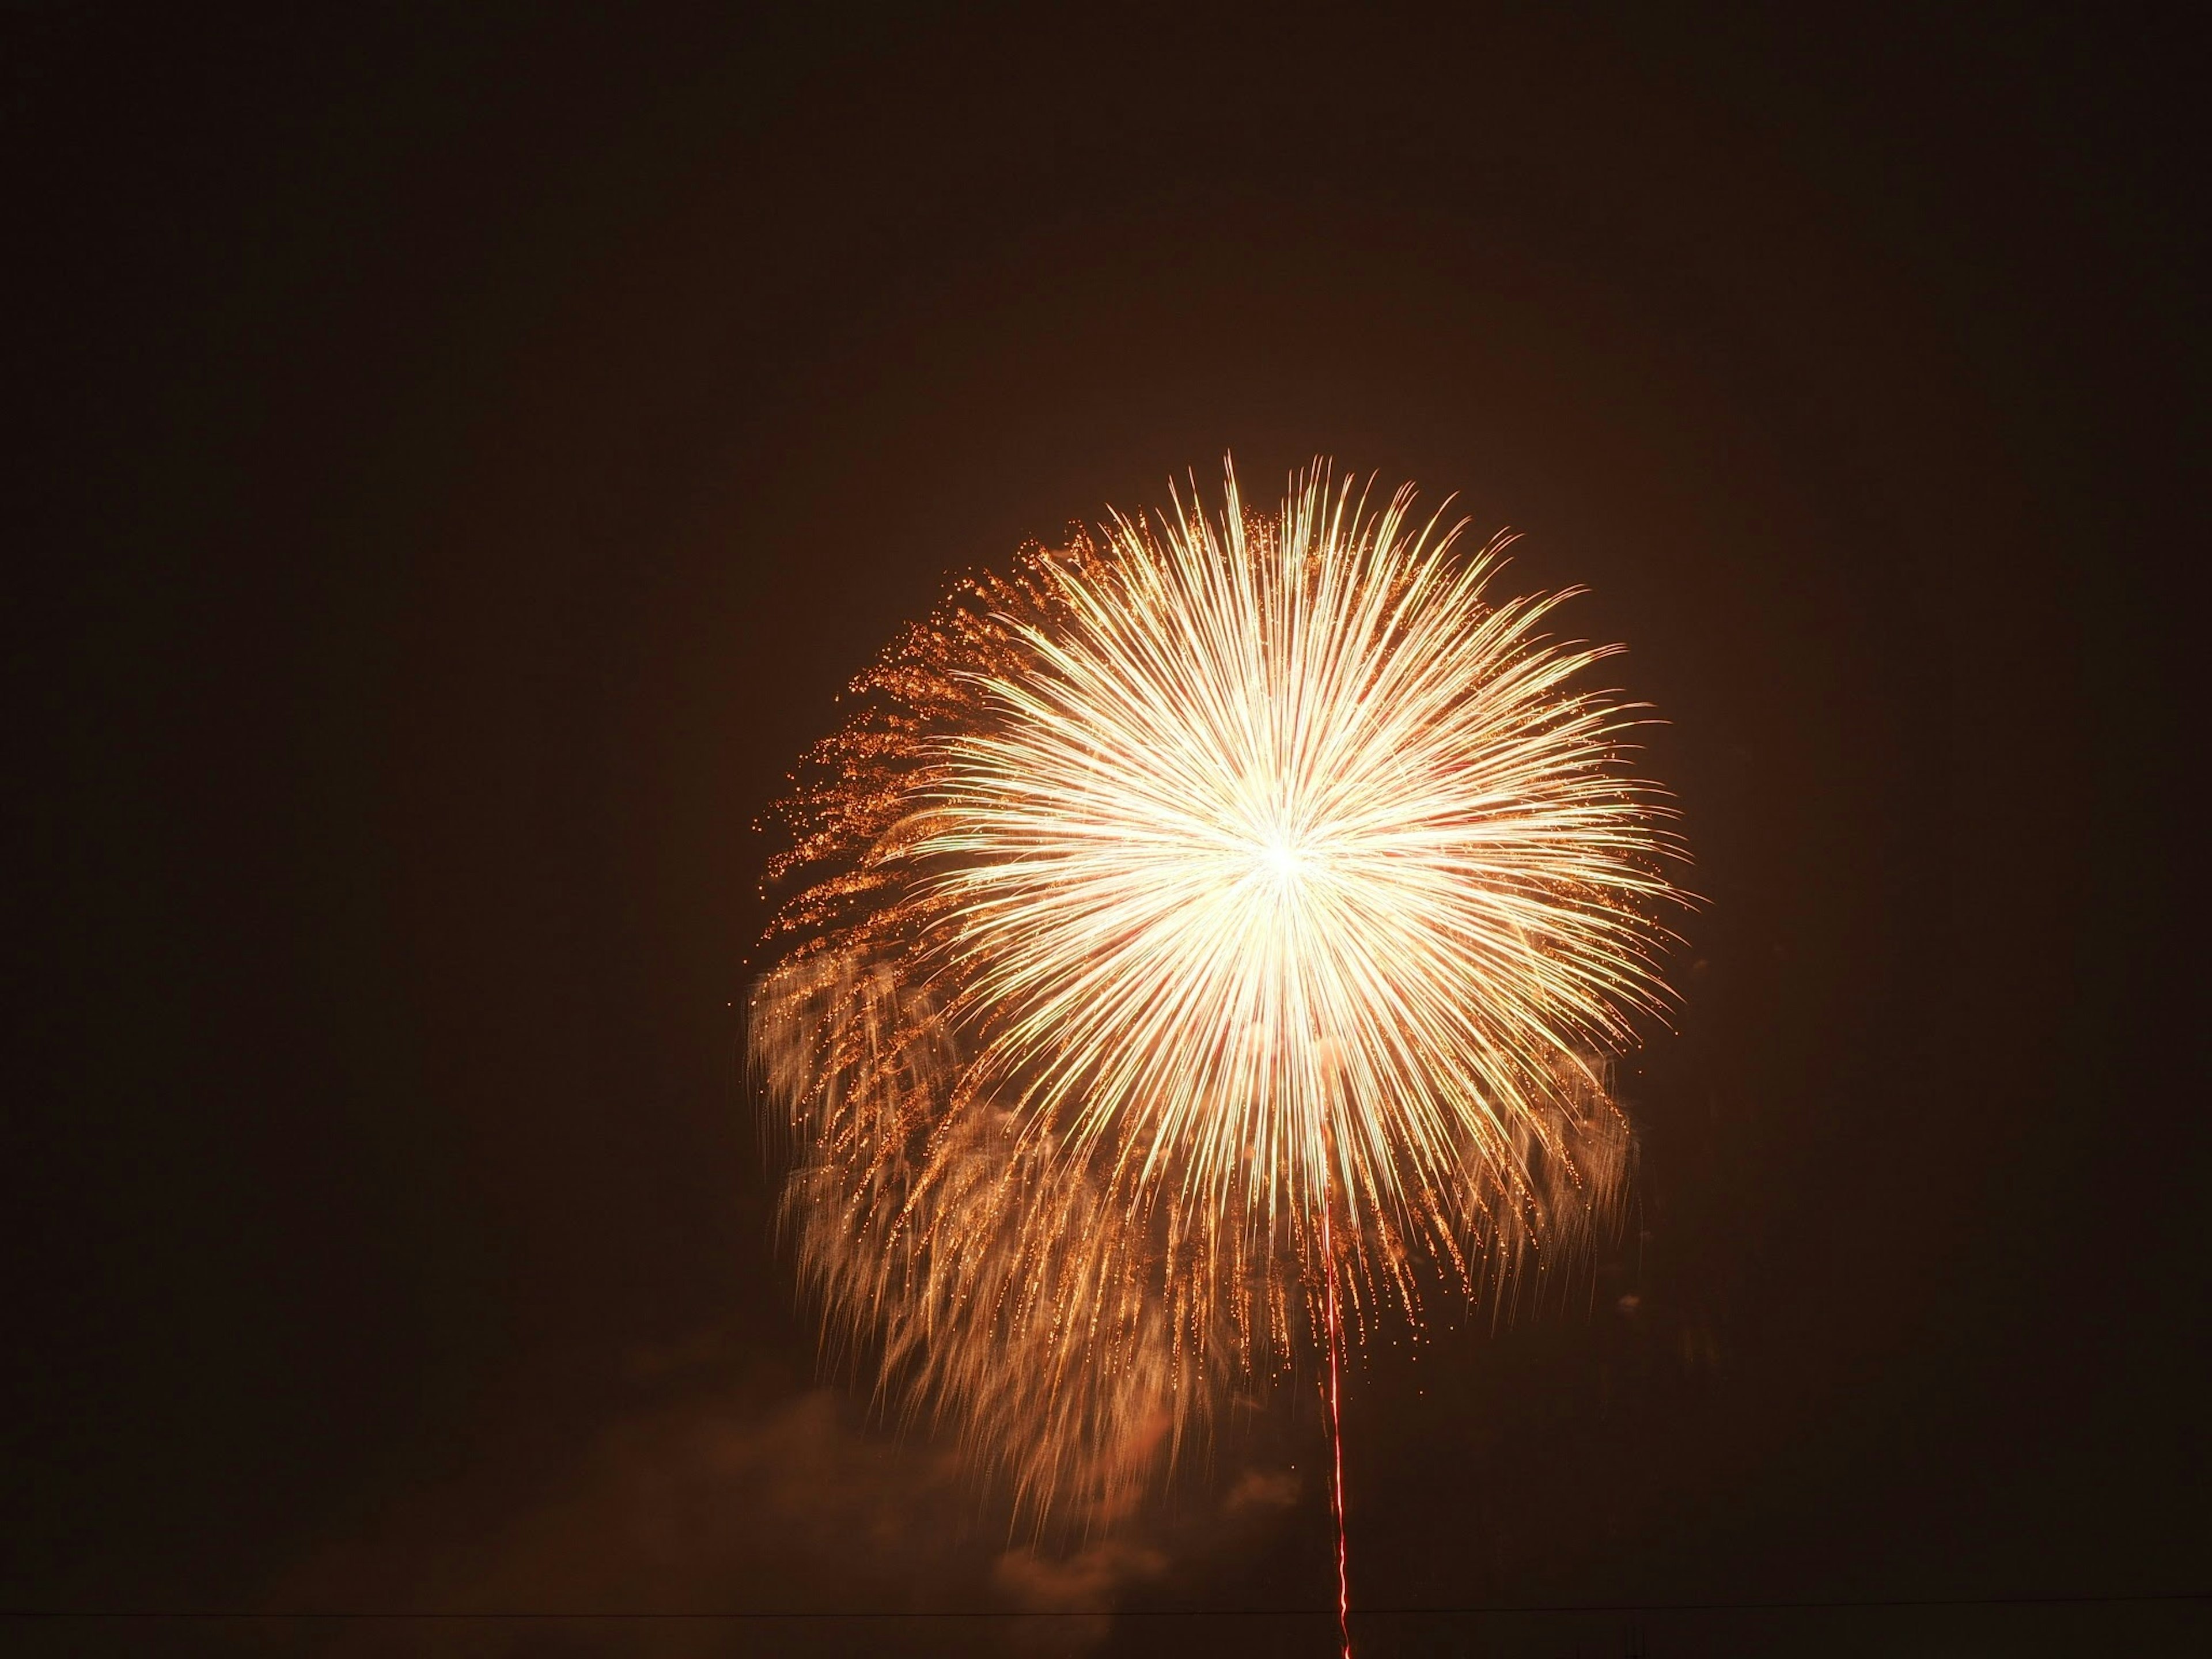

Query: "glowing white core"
(1259, 839), (1305, 884)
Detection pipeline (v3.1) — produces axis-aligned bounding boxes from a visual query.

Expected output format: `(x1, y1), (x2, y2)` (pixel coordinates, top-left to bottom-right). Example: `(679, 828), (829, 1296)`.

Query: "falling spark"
(1320, 1163), (1351, 1659)
(751, 460), (1687, 1619)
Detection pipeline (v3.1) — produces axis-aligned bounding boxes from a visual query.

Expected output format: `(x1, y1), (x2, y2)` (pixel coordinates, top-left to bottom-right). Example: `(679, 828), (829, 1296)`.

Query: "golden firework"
(752, 461), (1684, 1548)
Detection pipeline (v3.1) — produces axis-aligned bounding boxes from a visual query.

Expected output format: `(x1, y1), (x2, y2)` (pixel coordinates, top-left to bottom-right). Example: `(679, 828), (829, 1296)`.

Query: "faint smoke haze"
(268, 1338), (1306, 1656)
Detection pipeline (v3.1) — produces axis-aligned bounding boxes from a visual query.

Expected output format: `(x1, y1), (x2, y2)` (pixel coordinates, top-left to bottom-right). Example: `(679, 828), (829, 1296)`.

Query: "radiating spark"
(751, 460), (1687, 1584)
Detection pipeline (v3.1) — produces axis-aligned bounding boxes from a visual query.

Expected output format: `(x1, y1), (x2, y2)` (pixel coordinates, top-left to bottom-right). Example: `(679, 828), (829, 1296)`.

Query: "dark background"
(8, 6), (2205, 1653)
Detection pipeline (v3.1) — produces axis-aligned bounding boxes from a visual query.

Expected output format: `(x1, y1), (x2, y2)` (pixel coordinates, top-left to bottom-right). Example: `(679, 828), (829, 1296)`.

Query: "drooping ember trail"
(751, 461), (1687, 1627)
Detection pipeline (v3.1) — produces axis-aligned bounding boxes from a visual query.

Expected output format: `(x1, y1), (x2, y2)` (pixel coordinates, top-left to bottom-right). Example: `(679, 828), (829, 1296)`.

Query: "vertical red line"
(1320, 1184), (1352, 1658)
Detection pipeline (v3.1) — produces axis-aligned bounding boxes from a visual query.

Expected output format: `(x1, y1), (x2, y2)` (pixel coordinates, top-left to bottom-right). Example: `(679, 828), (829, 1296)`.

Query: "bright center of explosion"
(1256, 832), (1309, 888)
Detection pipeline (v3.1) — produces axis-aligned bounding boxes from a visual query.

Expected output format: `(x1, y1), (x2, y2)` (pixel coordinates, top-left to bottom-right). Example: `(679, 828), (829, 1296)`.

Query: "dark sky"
(9, 7), (2205, 1655)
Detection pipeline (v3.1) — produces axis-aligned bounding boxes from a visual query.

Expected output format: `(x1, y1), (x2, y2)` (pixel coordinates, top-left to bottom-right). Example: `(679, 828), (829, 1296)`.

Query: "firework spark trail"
(1320, 1153), (1352, 1659)
(750, 459), (1687, 1584)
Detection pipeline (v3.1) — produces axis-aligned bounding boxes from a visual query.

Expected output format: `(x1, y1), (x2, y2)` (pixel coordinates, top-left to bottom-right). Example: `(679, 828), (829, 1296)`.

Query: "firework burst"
(752, 461), (1685, 1635)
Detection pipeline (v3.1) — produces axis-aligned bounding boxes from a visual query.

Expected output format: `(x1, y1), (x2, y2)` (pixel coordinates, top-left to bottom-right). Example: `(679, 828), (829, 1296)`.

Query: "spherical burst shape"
(753, 461), (1684, 1529)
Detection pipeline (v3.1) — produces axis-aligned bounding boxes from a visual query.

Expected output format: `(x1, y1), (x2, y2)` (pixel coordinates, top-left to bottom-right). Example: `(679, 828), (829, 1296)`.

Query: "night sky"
(9, 9), (2205, 1655)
